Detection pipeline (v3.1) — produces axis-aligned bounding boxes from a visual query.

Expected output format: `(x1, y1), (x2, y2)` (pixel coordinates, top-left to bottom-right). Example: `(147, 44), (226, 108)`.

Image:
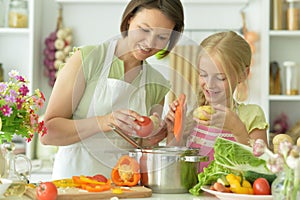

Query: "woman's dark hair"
(120, 0), (184, 58)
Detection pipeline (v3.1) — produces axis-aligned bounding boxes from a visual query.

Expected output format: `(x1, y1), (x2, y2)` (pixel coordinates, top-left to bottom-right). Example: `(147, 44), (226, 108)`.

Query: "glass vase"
(271, 166), (299, 200)
(1, 142), (32, 197)
(0, 147), (5, 177)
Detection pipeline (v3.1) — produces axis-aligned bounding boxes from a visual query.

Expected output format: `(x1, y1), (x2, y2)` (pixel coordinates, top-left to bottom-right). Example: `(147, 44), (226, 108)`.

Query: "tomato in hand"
(92, 174), (108, 183)
(253, 178), (271, 195)
(36, 182), (58, 200)
(135, 116), (154, 137)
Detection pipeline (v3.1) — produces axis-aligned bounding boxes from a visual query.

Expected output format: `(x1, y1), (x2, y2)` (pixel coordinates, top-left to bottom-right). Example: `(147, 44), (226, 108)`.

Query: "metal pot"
(129, 146), (208, 194)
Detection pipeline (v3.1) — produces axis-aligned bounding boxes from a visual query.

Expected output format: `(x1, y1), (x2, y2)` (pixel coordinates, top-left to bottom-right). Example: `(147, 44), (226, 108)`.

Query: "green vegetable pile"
(189, 137), (276, 196)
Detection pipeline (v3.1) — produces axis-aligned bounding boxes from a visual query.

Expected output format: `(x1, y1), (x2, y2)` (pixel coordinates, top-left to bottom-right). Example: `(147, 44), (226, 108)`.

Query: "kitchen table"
(4, 192), (218, 200)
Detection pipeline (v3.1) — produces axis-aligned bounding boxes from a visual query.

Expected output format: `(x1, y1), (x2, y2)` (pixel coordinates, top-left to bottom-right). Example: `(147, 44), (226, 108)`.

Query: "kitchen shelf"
(56, 0), (247, 4)
(269, 95), (300, 101)
(270, 30), (300, 37)
(0, 28), (30, 34)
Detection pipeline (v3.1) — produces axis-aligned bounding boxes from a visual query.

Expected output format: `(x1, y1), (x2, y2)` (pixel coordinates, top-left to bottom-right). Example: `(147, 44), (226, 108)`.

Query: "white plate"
(201, 186), (273, 200)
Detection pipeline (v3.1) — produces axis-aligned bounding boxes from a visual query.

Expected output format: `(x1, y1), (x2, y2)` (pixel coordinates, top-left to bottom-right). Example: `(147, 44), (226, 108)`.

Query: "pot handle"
(181, 155), (208, 162)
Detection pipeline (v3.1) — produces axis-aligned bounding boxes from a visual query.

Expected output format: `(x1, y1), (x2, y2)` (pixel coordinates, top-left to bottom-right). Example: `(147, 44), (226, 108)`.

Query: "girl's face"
(127, 8), (175, 60)
(198, 55), (237, 106)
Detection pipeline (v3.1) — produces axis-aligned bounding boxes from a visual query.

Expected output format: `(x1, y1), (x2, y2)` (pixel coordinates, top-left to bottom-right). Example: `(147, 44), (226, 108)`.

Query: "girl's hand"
(164, 99), (179, 133)
(165, 94), (187, 145)
(202, 104), (241, 132)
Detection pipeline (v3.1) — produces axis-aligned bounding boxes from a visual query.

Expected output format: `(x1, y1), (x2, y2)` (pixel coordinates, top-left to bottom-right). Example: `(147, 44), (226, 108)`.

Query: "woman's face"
(127, 8), (175, 60)
(198, 54), (237, 106)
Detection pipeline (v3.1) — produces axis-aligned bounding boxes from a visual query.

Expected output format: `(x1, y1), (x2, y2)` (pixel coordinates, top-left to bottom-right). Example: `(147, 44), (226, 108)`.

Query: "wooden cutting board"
(25, 186), (152, 200)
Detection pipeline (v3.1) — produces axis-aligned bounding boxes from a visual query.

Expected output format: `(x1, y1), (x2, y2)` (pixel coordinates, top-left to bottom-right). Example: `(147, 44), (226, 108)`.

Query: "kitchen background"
(1, 0), (300, 181)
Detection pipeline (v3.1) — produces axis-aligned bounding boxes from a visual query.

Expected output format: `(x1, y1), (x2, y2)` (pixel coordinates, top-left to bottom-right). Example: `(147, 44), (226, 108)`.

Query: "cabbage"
(214, 137), (272, 175)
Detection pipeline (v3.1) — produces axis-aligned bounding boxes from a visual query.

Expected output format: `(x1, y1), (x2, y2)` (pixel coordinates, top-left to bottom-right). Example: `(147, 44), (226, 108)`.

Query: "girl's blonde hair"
(197, 31), (252, 107)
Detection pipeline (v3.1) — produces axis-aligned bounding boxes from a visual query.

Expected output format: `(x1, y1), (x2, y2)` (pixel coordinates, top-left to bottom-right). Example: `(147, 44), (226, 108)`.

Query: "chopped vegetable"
(253, 178), (271, 195)
(173, 94), (186, 142)
(226, 173), (253, 194)
(189, 137), (275, 196)
(52, 178), (78, 188)
(217, 175), (229, 187)
(71, 175), (111, 192)
(214, 137), (273, 175)
(111, 155), (141, 186)
(212, 182), (230, 193)
(189, 161), (232, 196)
(243, 170), (276, 185)
(36, 182), (58, 200)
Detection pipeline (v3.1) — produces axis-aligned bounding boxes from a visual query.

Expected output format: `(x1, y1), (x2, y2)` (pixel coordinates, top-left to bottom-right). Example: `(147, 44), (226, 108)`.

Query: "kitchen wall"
(39, 0), (264, 115)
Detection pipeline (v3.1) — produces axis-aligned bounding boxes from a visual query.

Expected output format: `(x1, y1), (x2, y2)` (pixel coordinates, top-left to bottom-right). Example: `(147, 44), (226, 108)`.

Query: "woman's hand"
(106, 109), (144, 136)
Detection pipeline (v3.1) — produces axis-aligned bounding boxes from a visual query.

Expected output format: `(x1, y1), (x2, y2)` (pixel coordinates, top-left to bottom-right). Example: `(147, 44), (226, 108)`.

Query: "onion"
(54, 39), (65, 50)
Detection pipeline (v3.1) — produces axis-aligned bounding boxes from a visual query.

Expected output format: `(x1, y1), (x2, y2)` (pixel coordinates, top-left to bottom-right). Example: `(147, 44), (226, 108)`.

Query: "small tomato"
(135, 116), (154, 137)
(253, 178), (271, 195)
(36, 182), (58, 200)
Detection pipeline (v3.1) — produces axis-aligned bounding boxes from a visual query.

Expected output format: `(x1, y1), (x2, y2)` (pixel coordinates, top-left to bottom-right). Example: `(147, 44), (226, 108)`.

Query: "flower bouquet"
(252, 139), (300, 200)
(0, 70), (47, 144)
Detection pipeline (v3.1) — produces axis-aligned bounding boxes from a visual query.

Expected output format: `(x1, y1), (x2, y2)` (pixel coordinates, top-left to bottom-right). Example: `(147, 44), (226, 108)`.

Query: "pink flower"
(16, 75), (25, 82)
(35, 98), (44, 109)
(0, 105), (13, 117)
(0, 70), (47, 143)
(5, 89), (17, 103)
(0, 83), (7, 93)
(16, 98), (24, 110)
(19, 84), (29, 96)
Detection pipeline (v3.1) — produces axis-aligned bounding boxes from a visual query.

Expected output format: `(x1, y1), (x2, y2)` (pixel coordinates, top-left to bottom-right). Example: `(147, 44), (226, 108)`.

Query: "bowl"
(0, 178), (12, 198)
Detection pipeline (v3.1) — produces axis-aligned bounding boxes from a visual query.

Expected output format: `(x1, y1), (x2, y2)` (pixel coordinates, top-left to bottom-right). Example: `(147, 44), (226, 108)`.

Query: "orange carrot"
(173, 94), (186, 142)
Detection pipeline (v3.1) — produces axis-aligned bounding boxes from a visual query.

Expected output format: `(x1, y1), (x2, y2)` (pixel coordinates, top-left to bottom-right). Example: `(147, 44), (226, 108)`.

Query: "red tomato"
(253, 178), (271, 195)
(135, 116), (154, 137)
(36, 182), (58, 200)
(92, 174), (108, 183)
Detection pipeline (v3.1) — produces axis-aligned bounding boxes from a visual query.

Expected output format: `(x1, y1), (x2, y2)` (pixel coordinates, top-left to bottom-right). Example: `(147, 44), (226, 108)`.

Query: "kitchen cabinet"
(0, 0), (41, 88)
(267, 1), (300, 135)
(0, 0), (42, 152)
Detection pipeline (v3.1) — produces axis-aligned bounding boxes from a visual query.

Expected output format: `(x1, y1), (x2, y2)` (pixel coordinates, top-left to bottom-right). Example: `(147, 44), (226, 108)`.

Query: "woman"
(41, 0), (184, 179)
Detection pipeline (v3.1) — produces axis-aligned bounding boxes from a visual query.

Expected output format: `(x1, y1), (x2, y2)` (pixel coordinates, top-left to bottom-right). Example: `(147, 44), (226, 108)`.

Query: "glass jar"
(283, 61), (299, 95)
(8, 0), (28, 28)
(286, 0), (299, 30)
(272, 0), (283, 30)
(0, 0), (5, 27)
(272, 167), (300, 200)
(1, 142), (31, 197)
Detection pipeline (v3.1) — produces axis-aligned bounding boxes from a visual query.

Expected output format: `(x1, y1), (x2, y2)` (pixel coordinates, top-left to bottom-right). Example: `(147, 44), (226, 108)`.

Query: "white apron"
(52, 39), (147, 179)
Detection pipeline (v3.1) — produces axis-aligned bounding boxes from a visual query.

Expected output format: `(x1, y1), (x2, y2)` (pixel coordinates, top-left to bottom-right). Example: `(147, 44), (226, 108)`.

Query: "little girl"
(165, 31), (268, 171)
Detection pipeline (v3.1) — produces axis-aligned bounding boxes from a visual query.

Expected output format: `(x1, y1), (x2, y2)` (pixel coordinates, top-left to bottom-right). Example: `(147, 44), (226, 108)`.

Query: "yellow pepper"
(226, 174), (253, 195)
(52, 178), (78, 188)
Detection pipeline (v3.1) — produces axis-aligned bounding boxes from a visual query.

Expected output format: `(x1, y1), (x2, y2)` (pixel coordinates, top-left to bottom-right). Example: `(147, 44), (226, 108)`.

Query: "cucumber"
(243, 170), (277, 185)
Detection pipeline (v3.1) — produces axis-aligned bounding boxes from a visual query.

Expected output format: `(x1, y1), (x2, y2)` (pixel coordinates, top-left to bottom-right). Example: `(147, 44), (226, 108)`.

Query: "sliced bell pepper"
(111, 155), (141, 186)
(81, 180), (111, 192)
